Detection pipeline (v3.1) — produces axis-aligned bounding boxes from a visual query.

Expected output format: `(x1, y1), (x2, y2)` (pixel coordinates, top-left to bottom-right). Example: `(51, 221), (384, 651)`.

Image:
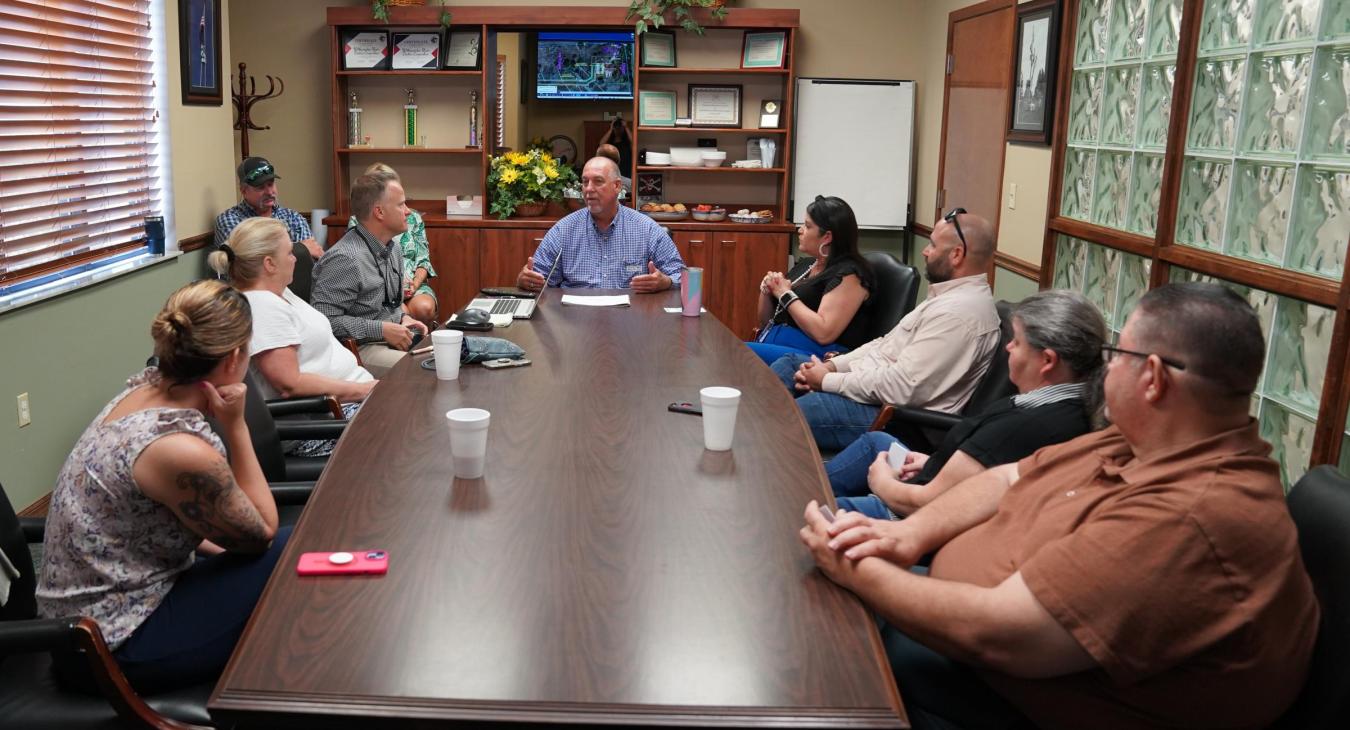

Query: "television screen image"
(536, 31), (634, 100)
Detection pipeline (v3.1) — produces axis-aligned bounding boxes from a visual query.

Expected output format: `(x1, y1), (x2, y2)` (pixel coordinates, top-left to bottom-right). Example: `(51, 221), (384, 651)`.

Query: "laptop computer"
(466, 295), (536, 320)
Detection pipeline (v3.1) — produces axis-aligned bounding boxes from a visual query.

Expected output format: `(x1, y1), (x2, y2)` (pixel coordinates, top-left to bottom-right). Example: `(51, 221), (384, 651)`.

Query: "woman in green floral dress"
(347, 163), (438, 327)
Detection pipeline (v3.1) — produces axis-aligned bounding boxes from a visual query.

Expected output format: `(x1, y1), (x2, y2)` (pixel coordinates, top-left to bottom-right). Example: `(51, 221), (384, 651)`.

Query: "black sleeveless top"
(772, 257), (872, 348)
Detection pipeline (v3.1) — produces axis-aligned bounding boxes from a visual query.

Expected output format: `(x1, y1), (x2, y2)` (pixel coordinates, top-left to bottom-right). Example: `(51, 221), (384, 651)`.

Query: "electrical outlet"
(1007, 183), (1018, 210)
(17, 392), (31, 428)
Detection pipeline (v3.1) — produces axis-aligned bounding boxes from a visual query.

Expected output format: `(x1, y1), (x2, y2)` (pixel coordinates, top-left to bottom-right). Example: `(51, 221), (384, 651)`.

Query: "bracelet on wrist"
(778, 291), (799, 308)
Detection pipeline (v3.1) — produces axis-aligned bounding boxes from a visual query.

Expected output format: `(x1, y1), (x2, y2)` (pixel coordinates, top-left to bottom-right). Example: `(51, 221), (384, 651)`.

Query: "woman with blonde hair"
(347, 162), (438, 326)
(38, 279), (287, 693)
(210, 217), (375, 457)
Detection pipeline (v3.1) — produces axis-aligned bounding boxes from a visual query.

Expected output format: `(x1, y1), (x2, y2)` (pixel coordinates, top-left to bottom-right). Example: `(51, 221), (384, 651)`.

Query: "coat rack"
(231, 62), (285, 160)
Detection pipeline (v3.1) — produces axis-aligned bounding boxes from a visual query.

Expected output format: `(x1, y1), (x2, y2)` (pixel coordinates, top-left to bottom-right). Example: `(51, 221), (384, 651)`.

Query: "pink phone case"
(296, 550), (389, 576)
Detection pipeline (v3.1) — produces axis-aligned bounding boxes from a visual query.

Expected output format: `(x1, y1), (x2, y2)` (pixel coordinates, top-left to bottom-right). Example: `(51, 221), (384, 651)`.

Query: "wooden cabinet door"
(716, 232), (788, 340)
(480, 228), (545, 288)
(426, 228), (481, 314)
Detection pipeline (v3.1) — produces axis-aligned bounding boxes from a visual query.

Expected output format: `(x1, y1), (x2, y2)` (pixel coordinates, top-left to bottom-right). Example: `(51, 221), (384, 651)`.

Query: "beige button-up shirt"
(821, 273), (999, 413)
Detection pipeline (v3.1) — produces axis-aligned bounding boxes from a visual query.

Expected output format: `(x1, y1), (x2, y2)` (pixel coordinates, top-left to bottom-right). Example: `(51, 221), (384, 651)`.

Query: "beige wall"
(171, 0), (241, 237)
(1, 3), (237, 508)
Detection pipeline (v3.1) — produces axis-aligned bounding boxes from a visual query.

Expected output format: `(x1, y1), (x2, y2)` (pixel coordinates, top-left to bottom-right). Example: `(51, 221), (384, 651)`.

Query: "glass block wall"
(1051, 235), (1151, 339)
(1063, 0), (1182, 236)
(1167, 267), (1334, 489)
(1175, 0), (1350, 279)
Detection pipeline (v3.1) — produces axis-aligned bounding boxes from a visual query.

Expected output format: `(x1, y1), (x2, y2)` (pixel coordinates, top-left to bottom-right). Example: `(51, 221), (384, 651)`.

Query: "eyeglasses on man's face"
(944, 207), (968, 257)
(1101, 345), (1187, 371)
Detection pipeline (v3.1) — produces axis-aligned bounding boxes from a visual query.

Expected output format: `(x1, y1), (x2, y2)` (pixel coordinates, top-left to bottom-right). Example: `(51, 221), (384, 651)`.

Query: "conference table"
(210, 289), (908, 728)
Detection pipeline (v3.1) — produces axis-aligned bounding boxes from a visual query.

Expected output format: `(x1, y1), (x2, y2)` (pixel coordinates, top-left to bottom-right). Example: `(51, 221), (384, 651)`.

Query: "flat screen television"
(534, 31), (634, 100)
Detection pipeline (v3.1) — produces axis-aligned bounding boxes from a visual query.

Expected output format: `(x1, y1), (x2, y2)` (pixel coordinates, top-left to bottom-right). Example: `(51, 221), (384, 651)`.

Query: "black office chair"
(288, 240), (316, 303)
(860, 251), (919, 341)
(869, 300), (1017, 452)
(1272, 465), (1350, 728)
(233, 370), (346, 485)
(0, 482), (215, 729)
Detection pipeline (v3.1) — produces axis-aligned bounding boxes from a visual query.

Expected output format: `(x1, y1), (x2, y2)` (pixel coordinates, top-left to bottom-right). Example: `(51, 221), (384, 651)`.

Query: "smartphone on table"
(297, 550), (389, 576)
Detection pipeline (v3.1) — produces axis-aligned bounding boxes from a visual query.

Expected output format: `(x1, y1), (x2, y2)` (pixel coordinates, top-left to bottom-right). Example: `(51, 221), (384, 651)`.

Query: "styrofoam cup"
(446, 408), (490, 478)
(700, 386), (741, 451)
(431, 329), (463, 380)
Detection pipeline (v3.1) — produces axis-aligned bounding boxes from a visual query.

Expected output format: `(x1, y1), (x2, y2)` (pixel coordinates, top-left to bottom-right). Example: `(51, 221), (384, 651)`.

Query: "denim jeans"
(835, 494), (894, 519)
(745, 324), (843, 366)
(826, 431), (904, 498)
(881, 622), (1034, 730)
(769, 353), (880, 452)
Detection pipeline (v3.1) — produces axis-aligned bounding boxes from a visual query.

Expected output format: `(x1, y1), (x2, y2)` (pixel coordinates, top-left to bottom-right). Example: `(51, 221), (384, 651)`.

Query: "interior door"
(934, 0), (1014, 229)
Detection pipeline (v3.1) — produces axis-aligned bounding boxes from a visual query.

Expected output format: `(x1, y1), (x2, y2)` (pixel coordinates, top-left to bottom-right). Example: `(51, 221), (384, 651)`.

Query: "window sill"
(0, 250), (185, 316)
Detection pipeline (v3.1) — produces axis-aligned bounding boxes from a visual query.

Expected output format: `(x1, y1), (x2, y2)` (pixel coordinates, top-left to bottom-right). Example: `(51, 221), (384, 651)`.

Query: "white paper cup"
(700, 386), (741, 451)
(446, 408), (490, 478)
(431, 329), (463, 380)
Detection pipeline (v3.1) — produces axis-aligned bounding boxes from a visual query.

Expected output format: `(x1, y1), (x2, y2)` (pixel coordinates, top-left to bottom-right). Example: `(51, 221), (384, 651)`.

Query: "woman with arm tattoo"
(36, 279), (289, 694)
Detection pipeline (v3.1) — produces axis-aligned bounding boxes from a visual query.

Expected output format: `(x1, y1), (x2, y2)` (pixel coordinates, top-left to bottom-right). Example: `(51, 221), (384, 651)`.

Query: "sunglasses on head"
(244, 163), (274, 186)
(944, 207), (968, 257)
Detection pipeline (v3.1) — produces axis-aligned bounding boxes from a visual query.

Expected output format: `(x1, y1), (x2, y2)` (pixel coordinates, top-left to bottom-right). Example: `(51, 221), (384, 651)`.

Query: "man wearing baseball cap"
(214, 156), (323, 259)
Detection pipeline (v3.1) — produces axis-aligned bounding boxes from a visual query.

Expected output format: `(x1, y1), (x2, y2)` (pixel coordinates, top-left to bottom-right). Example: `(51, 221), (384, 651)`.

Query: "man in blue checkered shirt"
(214, 156), (324, 260)
(516, 157), (683, 292)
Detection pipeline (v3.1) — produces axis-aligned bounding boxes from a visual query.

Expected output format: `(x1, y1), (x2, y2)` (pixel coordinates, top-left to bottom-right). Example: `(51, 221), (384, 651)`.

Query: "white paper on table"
(663, 306), (707, 313)
(560, 294), (631, 307)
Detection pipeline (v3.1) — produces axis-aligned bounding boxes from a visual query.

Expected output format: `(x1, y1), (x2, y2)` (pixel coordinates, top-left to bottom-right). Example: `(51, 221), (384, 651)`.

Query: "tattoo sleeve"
(174, 461), (272, 553)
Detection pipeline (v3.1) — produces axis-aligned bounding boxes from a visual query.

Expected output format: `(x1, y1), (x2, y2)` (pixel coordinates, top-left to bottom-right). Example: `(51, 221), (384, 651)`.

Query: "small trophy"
(468, 90), (479, 148)
(347, 91), (363, 147)
(403, 88), (419, 148)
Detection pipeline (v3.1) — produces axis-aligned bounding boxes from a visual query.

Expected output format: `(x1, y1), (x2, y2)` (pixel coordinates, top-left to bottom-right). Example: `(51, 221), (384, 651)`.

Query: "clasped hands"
(798, 500), (923, 585)
(516, 256), (671, 293)
(792, 354), (835, 392)
(760, 271), (792, 298)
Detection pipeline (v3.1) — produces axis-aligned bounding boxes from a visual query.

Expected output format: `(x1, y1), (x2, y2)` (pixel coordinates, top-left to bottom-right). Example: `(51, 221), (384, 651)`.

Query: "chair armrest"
(0, 617), (210, 730)
(266, 394), (344, 419)
(868, 404), (895, 432)
(886, 406), (963, 431)
(274, 420), (347, 441)
(19, 515), (45, 543)
(270, 482), (314, 505)
(341, 338), (362, 364)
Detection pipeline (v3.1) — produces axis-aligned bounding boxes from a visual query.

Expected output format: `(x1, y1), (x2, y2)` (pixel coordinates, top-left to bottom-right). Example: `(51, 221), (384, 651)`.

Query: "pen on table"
(412, 344), (434, 355)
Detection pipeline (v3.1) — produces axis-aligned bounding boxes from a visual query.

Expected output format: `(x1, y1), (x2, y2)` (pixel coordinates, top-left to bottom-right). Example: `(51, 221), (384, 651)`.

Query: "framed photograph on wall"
(689, 84), (741, 128)
(179, 0), (222, 105)
(1007, 0), (1060, 145)
(640, 30), (676, 68)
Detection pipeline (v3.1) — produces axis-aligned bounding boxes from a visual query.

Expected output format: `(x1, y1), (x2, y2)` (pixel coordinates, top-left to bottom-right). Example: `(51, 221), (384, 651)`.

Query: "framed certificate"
(689, 84), (741, 128)
(640, 31), (676, 68)
(443, 31), (482, 70)
(741, 31), (787, 69)
(341, 30), (390, 71)
(392, 32), (441, 70)
(759, 99), (782, 128)
(639, 90), (677, 127)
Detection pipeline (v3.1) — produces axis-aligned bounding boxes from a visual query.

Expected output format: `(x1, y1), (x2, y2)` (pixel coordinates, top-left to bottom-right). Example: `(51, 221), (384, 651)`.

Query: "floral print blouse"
(36, 368), (222, 649)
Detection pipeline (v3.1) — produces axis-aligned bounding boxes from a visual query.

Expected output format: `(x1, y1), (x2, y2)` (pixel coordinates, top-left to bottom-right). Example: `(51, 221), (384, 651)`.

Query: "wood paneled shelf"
(638, 126), (788, 134)
(637, 165), (787, 173)
(637, 67), (791, 75)
(337, 70), (483, 76)
(337, 147), (483, 154)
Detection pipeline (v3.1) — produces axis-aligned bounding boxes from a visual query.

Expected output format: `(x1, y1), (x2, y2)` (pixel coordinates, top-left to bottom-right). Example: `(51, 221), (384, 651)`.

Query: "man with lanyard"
(311, 173), (426, 377)
(515, 156), (683, 292)
(214, 157), (324, 260)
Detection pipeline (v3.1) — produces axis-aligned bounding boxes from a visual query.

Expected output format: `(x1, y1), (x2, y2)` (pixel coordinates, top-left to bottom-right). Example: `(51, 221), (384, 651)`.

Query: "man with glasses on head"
(310, 173), (427, 377)
(214, 157), (324, 260)
(773, 208), (1000, 452)
(799, 282), (1318, 730)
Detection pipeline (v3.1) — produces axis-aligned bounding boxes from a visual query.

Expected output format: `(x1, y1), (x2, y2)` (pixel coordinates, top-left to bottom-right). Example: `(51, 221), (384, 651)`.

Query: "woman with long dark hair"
(747, 195), (874, 365)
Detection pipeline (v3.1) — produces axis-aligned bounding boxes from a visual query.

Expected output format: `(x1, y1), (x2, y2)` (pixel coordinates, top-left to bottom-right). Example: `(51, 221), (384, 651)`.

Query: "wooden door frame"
(933, 0), (1016, 281)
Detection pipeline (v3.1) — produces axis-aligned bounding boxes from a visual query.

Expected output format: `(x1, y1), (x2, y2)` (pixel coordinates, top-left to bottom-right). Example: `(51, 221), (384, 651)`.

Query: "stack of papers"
(560, 294), (631, 307)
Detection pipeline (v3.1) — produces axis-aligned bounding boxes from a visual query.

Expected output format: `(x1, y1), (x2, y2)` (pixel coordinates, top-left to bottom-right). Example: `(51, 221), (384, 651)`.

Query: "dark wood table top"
(210, 290), (906, 728)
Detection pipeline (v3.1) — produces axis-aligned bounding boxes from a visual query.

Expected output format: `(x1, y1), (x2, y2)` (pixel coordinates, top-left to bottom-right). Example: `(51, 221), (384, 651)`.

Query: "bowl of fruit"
(691, 204), (727, 222)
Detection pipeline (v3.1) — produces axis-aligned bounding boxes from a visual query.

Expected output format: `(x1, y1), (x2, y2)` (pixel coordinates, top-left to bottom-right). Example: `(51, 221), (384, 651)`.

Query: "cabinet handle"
(720, 240), (735, 246)
(532, 238), (544, 243)
(688, 239), (704, 244)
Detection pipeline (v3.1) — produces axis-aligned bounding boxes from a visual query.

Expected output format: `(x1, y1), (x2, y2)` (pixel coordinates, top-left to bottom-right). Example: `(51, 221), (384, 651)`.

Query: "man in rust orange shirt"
(800, 282), (1319, 730)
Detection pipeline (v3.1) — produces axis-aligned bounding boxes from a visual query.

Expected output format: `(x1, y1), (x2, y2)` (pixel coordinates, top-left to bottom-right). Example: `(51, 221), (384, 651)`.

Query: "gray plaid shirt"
(311, 224), (404, 343)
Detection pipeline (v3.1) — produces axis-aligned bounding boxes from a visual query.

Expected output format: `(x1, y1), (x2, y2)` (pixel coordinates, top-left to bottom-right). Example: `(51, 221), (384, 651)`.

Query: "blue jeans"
(827, 431), (904, 498)
(835, 494), (893, 519)
(769, 353), (880, 452)
(881, 622), (1033, 730)
(745, 324), (844, 366)
(110, 526), (294, 693)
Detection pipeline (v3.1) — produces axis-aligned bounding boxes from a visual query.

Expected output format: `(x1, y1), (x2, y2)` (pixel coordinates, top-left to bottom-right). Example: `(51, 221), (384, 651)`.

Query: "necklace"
(757, 265), (816, 342)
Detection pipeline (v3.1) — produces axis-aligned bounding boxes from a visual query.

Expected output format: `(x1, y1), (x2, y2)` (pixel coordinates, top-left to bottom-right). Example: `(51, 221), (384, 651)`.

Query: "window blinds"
(0, 0), (157, 285)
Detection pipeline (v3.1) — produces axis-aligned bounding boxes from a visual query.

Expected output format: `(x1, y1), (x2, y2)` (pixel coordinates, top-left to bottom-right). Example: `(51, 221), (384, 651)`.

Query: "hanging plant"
(370, 0), (452, 28)
(627, 0), (729, 36)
